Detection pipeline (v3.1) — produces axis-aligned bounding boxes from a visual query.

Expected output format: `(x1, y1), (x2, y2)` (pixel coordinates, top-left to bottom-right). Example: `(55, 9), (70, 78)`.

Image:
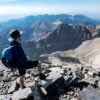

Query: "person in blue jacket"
(8, 29), (46, 88)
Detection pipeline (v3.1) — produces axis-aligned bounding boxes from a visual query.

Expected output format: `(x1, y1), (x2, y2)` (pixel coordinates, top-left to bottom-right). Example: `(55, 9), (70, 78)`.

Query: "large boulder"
(80, 85), (100, 100)
(11, 88), (32, 100)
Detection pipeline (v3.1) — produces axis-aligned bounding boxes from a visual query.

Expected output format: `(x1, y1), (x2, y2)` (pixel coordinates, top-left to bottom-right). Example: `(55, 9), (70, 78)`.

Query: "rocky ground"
(0, 56), (100, 100)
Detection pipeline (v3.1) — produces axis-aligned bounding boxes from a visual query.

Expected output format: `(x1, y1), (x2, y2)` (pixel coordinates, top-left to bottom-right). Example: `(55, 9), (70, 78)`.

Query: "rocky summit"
(0, 14), (100, 100)
(0, 56), (100, 100)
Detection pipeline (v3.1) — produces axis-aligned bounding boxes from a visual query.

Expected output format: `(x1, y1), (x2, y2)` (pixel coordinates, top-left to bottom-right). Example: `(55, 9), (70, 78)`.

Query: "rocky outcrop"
(52, 37), (100, 68)
(0, 58), (100, 100)
(30, 24), (92, 58)
(31, 20), (52, 38)
(80, 85), (100, 100)
(73, 38), (100, 68)
(87, 25), (100, 38)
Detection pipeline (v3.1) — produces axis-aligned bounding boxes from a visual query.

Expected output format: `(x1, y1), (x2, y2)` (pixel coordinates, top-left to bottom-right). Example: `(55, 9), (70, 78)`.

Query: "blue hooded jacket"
(10, 41), (27, 68)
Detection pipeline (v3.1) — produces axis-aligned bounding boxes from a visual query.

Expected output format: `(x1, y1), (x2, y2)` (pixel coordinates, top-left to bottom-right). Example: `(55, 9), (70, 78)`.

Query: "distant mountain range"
(0, 14), (100, 59)
(0, 14), (100, 39)
(0, 14), (100, 30)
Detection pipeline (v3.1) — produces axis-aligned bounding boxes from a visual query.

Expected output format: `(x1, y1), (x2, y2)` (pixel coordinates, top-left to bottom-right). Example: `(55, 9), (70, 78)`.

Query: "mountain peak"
(53, 19), (63, 27)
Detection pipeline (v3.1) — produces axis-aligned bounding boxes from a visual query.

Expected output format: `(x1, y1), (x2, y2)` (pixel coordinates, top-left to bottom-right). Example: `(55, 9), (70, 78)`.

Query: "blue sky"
(0, 0), (100, 20)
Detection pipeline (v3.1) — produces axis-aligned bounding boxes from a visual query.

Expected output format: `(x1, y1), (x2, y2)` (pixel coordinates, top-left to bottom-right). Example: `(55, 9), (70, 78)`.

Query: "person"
(8, 29), (46, 88)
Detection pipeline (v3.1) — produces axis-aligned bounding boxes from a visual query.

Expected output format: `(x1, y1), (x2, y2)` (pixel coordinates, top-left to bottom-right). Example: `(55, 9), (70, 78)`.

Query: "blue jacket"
(10, 41), (27, 68)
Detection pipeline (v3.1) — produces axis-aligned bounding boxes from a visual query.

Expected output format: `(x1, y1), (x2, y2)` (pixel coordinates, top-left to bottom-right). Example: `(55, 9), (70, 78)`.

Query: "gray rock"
(97, 80), (100, 88)
(0, 71), (3, 76)
(0, 81), (4, 87)
(80, 85), (100, 100)
(95, 80), (100, 88)
(88, 71), (95, 77)
(11, 87), (32, 100)
(0, 95), (11, 100)
(8, 80), (18, 94)
(41, 67), (63, 88)
(75, 68), (84, 79)
(59, 94), (68, 100)
(64, 72), (79, 87)
(31, 69), (39, 77)
(26, 81), (35, 87)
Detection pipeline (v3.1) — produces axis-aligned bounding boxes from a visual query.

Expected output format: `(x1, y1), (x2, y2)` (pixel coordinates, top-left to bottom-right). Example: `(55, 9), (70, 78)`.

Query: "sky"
(0, 0), (100, 21)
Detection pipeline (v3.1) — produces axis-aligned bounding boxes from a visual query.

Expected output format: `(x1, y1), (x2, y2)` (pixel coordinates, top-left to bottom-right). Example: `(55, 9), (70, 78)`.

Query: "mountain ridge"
(0, 14), (100, 59)
(0, 14), (100, 30)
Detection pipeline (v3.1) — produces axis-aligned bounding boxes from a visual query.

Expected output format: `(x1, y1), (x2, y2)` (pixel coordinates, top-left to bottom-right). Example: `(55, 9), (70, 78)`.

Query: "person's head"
(8, 29), (23, 43)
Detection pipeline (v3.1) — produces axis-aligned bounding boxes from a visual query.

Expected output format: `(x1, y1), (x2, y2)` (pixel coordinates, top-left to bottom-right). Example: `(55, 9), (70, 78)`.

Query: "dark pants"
(18, 60), (39, 76)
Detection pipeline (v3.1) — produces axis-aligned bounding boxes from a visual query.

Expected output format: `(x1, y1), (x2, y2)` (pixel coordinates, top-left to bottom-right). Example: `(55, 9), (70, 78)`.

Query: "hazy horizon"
(0, 0), (100, 22)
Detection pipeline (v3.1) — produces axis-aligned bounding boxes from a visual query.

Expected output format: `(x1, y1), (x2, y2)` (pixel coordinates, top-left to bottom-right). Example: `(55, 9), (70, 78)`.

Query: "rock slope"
(0, 58), (100, 100)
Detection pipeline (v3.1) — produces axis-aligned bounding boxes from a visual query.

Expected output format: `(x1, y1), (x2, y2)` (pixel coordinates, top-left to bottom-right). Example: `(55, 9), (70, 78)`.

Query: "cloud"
(0, 0), (99, 20)
(0, 3), (99, 15)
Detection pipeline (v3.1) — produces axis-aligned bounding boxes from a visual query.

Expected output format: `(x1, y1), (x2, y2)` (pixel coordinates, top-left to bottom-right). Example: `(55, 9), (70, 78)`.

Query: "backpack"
(1, 46), (14, 69)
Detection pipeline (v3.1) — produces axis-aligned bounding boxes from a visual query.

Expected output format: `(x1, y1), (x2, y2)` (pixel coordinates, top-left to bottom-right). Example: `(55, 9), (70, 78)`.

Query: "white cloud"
(0, 5), (68, 15)
(0, 4), (99, 18)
